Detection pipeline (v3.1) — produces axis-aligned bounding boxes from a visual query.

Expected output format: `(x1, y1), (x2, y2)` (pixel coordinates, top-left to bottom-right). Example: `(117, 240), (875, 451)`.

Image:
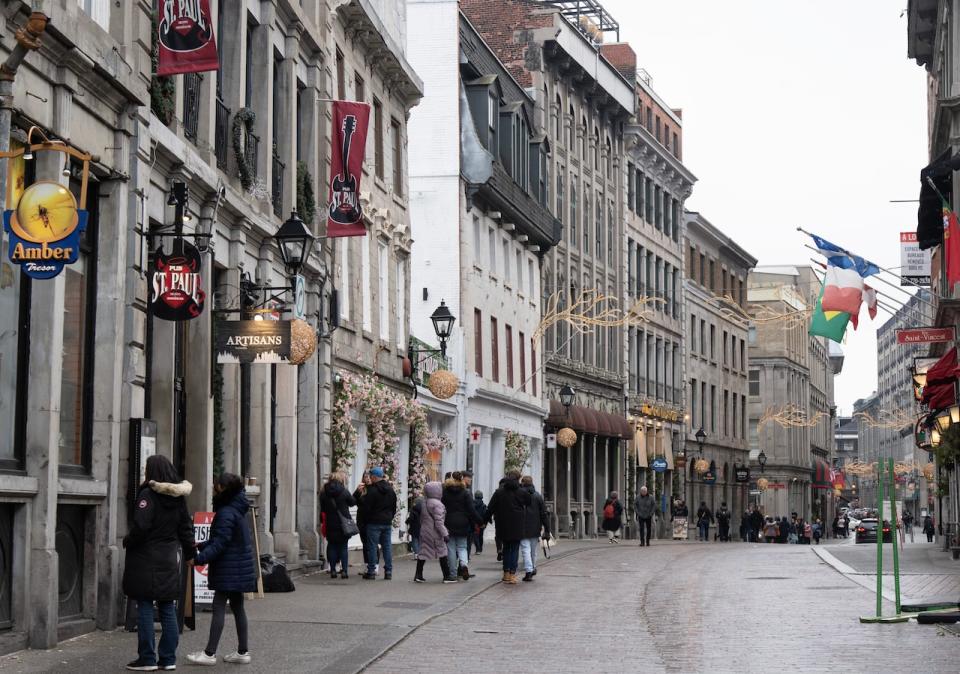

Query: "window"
(673, 132), (679, 157)
(354, 72), (365, 101)
(583, 192), (590, 253)
(395, 259), (406, 350)
(699, 319), (706, 355)
(654, 186), (662, 230)
(77, 0), (109, 30)
(749, 369), (760, 396)
(710, 325), (716, 361)
(690, 315), (697, 353)
(361, 234), (371, 331)
(488, 92), (498, 148)
(516, 250), (523, 293)
(553, 94), (561, 139)
(378, 242), (389, 340)
(655, 116), (661, 143)
(740, 340), (746, 370)
(336, 48), (345, 99)
(672, 269), (679, 318)
(709, 259), (716, 291)
(519, 331), (526, 392)
(723, 390), (729, 437)
(556, 168), (564, 222)
(646, 107), (653, 129)
(473, 216), (482, 263)
(691, 379), (698, 428)
(605, 137), (612, 177)
(489, 227), (497, 272)
(531, 339), (537, 396)
(645, 178), (653, 222)
(373, 98), (384, 179)
(490, 317), (500, 382)
(339, 238), (350, 319)
(595, 196), (602, 257)
(699, 253), (706, 285)
(503, 238), (511, 284)
(506, 325), (514, 387)
(567, 105), (575, 149)
(391, 118), (403, 195)
(528, 260), (535, 298)
(722, 331), (728, 365)
(570, 178), (577, 245)
(636, 170), (644, 216)
(710, 385), (717, 433)
(474, 309), (483, 375)
(593, 127), (600, 169)
(608, 203), (615, 264)
(627, 162), (635, 211)
(581, 116), (588, 159)
(245, 21), (257, 108)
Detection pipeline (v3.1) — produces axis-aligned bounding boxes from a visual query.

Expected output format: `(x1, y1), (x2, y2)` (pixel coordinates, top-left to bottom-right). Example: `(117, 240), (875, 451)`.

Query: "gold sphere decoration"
(757, 477), (769, 492)
(557, 427), (577, 448)
(923, 462), (935, 481)
(694, 458), (709, 475)
(289, 319), (317, 365)
(427, 369), (459, 400)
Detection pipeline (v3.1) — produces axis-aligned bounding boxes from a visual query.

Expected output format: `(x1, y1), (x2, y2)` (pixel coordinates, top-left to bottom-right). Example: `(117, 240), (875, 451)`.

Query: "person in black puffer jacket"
(442, 472), (480, 581)
(187, 473), (256, 666)
(472, 491), (488, 555)
(320, 472), (357, 578)
(122, 455), (195, 672)
(484, 470), (532, 584)
(358, 467), (397, 580)
(519, 476), (550, 582)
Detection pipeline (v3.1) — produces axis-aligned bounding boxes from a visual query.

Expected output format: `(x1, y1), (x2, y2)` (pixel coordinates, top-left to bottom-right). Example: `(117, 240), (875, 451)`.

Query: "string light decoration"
(532, 289), (663, 343)
(843, 461), (877, 477)
(701, 291), (812, 328)
(427, 369), (459, 400)
(758, 404), (828, 430)
(854, 408), (917, 430)
(557, 427), (577, 448)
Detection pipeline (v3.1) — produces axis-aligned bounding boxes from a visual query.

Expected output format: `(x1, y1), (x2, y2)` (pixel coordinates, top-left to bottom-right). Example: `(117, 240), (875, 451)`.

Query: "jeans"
(137, 599), (178, 667)
(205, 591), (248, 656)
(501, 540), (520, 572)
(410, 536), (421, 555)
(638, 517), (652, 545)
(698, 522), (709, 541)
(519, 538), (539, 573)
(365, 523), (393, 574)
(474, 528), (485, 553)
(327, 540), (349, 573)
(446, 536), (468, 570)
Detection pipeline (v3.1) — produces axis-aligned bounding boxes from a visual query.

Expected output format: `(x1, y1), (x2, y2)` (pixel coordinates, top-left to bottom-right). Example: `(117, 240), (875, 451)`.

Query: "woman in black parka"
(187, 473), (256, 666)
(320, 472), (357, 578)
(122, 454), (195, 672)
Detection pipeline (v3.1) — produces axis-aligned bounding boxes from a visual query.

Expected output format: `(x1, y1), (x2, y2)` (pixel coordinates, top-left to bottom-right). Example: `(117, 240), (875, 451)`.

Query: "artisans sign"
(895, 326), (955, 345)
(215, 320), (291, 364)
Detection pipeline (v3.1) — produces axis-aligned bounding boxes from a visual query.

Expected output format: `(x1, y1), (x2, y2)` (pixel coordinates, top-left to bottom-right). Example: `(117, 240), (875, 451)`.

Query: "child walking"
(187, 473), (256, 666)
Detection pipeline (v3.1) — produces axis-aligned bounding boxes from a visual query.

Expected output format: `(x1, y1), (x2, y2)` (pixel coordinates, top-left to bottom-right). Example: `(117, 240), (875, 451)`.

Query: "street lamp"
(695, 427), (706, 456)
(560, 384), (575, 412)
(934, 404), (960, 434)
(429, 300), (456, 358)
(274, 211), (315, 276)
(758, 450), (767, 473)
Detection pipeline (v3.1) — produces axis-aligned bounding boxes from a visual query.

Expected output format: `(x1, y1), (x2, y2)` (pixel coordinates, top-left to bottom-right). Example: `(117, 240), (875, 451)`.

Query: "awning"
(634, 427), (647, 468)
(546, 402), (631, 438)
(812, 459), (832, 489)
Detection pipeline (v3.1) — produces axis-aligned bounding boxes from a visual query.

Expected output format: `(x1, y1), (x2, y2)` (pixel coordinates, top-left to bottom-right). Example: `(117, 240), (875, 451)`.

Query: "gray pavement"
(1, 539), (958, 673)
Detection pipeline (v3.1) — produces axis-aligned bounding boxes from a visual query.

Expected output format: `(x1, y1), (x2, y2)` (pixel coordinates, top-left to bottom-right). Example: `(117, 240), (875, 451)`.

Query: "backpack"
(603, 502), (616, 520)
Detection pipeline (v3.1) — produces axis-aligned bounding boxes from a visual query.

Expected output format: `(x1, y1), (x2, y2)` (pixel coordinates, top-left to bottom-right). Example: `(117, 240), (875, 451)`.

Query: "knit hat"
(370, 467), (385, 478)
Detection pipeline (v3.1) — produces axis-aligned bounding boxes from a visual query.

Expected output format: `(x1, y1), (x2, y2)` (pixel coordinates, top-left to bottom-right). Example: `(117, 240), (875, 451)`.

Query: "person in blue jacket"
(187, 473), (257, 666)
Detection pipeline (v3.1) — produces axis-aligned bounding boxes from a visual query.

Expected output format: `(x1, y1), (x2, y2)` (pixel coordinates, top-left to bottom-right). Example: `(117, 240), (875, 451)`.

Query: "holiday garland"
(504, 430), (531, 473)
(232, 107), (258, 191)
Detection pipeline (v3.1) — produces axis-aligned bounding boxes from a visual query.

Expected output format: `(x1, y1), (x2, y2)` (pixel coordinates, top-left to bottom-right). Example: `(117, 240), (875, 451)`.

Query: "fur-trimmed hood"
(149, 479), (193, 498)
(443, 477), (466, 492)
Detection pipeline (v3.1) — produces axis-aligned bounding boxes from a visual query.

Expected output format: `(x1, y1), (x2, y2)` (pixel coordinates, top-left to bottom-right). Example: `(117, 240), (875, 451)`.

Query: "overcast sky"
(603, 0), (930, 415)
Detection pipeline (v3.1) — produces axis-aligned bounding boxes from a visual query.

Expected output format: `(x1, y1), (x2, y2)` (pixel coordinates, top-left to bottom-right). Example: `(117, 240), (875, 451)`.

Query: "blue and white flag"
(808, 233), (880, 278)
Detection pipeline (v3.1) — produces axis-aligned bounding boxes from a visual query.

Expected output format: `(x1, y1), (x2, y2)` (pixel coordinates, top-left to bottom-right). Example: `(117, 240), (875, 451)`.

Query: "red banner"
(327, 101), (371, 238)
(896, 326), (955, 344)
(156, 0), (219, 77)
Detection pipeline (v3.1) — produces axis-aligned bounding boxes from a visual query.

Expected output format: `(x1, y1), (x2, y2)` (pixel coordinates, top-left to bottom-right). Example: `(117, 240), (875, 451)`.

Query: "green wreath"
(232, 107), (257, 191)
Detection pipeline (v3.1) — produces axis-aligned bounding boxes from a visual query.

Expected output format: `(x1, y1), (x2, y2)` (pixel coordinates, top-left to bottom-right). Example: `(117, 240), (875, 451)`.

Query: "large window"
(373, 98), (384, 179)
(474, 309), (483, 376)
(505, 325), (514, 387)
(77, 0), (109, 30)
(378, 243), (389, 340)
(490, 317), (499, 382)
(748, 369), (760, 396)
(391, 118), (403, 195)
(519, 331), (526, 392)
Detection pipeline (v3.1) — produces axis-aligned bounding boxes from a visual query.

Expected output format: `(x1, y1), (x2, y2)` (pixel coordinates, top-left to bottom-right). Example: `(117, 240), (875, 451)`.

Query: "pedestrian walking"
(695, 501), (712, 542)
(122, 455), (195, 672)
(602, 491), (624, 543)
(359, 467), (397, 580)
(841, 513), (850, 538)
(763, 516), (779, 543)
(902, 511), (914, 543)
(634, 486), (657, 546)
(740, 509), (750, 542)
(319, 472), (357, 579)
(414, 481), (455, 583)
(779, 516), (792, 544)
(353, 471), (375, 573)
(923, 514), (935, 542)
(519, 476), (550, 581)
(406, 494), (423, 555)
(749, 506), (764, 543)
(442, 471), (479, 581)
(831, 514), (840, 539)
(812, 519), (822, 544)
(186, 473), (256, 666)
(461, 470), (475, 558)
(716, 502), (731, 542)
(472, 491), (488, 554)
(484, 470), (531, 584)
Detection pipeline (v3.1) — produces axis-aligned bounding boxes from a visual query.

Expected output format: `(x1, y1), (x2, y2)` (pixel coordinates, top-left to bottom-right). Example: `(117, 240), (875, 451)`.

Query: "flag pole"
(798, 227), (941, 302)
(802, 243), (937, 309)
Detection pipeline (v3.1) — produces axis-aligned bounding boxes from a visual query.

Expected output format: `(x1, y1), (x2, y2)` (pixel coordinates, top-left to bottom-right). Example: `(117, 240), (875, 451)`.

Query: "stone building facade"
(854, 391), (882, 507)
(461, 0), (635, 538)
(407, 5), (556, 504)
(683, 212), (755, 531)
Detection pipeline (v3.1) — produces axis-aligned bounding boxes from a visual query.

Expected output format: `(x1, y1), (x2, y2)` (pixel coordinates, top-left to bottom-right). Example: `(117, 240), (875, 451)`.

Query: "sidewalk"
(0, 539), (602, 673)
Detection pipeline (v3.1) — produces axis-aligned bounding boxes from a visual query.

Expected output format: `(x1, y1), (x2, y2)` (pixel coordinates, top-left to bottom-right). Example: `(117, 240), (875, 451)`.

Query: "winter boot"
(506, 572), (519, 585)
(502, 570), (510, 582)
(414, 560), (426, 583)
(440, 557), (458, 583)
(459, 565), (470, 581)
(522, 572), (534, 582)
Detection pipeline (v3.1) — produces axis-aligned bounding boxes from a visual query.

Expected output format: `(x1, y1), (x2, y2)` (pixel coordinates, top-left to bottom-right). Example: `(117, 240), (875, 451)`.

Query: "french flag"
(821, 265), (864, 315)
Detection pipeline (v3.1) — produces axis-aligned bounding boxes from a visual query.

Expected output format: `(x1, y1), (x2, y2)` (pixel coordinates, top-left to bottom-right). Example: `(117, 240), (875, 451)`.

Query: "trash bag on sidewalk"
(260, 554), (295, 592)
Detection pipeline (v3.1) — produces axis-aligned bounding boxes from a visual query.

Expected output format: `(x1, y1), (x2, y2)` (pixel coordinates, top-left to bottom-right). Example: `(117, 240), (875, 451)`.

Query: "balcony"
(243, 129), (259, 182)
(215, 98), (230, 171)
(183, 72), (202, 143)
(272, 151), (285, 218)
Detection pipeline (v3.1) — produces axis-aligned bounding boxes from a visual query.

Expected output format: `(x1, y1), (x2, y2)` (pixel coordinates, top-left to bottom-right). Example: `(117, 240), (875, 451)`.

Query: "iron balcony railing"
(272, 152), (285, 218)
(183, 72), (202, 142)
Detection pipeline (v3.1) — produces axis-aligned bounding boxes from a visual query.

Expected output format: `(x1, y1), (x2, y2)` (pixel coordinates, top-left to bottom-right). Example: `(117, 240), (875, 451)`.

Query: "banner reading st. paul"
(156, 0), (219, 76)
(326, 101), (371, 238)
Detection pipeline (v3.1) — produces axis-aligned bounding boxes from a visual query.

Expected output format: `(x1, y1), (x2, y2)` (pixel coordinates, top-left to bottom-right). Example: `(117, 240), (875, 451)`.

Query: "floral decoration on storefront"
(413, 431), (452, 494)
(504, 430), (531, 473)
(330, 372), (428, 480)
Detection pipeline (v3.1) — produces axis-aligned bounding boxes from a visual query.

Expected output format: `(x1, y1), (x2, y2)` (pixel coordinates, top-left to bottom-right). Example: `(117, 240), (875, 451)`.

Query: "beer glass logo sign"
(158, 0), (214, 53)
(3, 181), (86, 279)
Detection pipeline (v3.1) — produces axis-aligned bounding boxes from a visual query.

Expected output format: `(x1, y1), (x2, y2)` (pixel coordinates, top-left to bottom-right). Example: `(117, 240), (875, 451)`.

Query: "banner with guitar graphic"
(327, 101), (370, 237)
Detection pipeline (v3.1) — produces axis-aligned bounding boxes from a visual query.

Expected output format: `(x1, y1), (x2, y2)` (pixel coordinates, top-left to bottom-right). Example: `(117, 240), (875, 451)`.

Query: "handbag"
(338, 511), (359, 538)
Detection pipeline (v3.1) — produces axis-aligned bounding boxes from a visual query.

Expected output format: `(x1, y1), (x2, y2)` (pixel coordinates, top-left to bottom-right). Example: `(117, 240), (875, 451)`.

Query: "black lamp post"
(695, 426), (706, 458)
(559, 384), (575, 413)
(429, 300), (456, 358)
(758, 450), (767, 473)
(274, 211), (314, 277)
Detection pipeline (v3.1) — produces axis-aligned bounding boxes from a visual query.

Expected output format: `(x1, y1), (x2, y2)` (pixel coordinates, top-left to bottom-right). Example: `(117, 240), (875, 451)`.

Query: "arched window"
(570, 178), (578, 246)
(580, 115), (588, 159)
(593, 126), (600, 170)
(595, 194), (603, 257)
(567, 104), (575, 149)
(583, 191), (591, 254)
(554, 93), (562, 139)
(605, 136), (612, 177)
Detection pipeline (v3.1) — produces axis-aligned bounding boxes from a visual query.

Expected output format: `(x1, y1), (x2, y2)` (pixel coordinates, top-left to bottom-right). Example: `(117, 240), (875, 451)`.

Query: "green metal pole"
(875, 461), (884, 619)
(889, 458), (902, 615)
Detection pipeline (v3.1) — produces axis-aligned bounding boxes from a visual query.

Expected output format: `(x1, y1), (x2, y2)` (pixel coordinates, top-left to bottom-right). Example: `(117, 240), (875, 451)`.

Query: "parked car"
(855, 519), (892, 544)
